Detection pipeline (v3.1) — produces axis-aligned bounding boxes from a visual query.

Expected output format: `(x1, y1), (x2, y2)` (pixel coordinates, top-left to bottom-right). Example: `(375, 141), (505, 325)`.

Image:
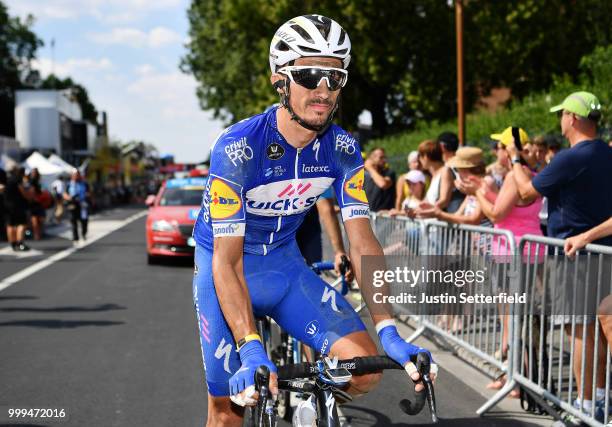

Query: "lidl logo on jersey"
(245, 177), (334, 216)
(335, 133), (357, 155)
(224, 137), (253, 166)
(209, 178), (242, 220)
(343, 167), (368, 204)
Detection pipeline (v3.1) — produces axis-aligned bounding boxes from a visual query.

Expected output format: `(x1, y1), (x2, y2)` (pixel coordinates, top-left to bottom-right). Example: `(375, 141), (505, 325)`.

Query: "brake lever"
(398, 352), (438, 423)
(339, 255), (350, 295)
(254, 366), (275, 425)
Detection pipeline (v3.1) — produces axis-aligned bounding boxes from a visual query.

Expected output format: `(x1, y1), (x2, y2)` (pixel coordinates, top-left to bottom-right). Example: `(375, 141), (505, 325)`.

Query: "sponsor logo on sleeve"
(343, 167), (368, 204)
(266, 142), (285, 160)
(212, 222), (245, 237)
(224, 137), (253, 166)
(335, 133), (357, 155)
(209, 178), (242, 220)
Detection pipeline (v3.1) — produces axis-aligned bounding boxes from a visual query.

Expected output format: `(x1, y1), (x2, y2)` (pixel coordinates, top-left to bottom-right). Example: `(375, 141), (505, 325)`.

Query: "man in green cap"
(508, 91), (611, 419)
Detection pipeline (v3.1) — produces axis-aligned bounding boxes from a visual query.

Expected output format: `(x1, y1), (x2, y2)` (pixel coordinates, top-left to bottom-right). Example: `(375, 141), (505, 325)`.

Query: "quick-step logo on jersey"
(245, 177), (334, 216)
(209, 177), (243, 220)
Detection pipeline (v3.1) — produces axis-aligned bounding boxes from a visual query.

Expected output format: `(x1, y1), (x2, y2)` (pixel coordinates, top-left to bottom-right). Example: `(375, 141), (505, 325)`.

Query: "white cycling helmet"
(269, 14), (351, 72)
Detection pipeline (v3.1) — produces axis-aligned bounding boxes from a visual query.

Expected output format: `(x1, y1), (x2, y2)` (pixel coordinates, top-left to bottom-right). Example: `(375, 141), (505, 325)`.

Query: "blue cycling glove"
(229, 340), (277, 406)
(377, 320), (438, 379)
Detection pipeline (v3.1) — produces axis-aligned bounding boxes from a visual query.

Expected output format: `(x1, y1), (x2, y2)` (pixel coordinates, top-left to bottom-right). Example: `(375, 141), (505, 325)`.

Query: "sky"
(5, 0), (225, 163)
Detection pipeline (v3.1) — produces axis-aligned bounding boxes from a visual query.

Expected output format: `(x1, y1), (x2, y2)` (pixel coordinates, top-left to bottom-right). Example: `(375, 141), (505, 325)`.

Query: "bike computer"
(324, 368), (352, 385)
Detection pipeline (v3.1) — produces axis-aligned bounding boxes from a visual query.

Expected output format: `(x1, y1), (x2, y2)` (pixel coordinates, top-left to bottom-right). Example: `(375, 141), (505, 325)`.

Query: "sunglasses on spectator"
(278, 66), (348, 91)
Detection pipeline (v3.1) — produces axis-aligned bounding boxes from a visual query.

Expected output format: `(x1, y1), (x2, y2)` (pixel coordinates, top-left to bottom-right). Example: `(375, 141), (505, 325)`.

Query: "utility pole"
(455, 0), (465, 146)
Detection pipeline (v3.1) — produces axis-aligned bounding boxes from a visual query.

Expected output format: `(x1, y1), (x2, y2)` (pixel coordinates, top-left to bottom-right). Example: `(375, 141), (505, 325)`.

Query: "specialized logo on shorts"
(343, 167), (368, 204)
(209, 178), (242, 220)
(214, 338), (233, 374)
(321, 287), (340, 313)
(335, 133), (357, 155)
(225, 137), (253, 166)
(266, 142), (285, 160)
(305, 320), (320, 337)
(245, 177), (334, 216)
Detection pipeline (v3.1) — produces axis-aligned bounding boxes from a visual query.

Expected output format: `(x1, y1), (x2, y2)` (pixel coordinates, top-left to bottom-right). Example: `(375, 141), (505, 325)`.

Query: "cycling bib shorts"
(193, 241), (366, 396)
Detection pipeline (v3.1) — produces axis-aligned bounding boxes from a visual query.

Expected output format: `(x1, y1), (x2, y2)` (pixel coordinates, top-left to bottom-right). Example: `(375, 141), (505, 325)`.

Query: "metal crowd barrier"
(368, 214), (611, 426)
(504, 234), (612, 427)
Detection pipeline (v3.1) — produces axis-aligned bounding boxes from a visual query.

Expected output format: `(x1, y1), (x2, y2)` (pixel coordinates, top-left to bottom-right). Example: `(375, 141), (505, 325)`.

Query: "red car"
(145, 177), (208, 264)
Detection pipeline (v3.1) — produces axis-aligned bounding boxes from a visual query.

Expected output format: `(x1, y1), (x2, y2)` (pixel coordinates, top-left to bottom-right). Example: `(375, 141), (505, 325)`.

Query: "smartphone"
(511, 127), (523, 151)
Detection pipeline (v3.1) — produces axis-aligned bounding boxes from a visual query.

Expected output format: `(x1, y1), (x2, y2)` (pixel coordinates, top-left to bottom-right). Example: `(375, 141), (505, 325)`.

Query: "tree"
(0, 1), (43, 136)
(40, 75), (98, 123)
(182, 0), (612, 137)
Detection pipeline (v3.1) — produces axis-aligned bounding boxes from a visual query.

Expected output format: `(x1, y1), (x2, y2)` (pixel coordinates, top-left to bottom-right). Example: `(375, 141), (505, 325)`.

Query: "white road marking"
(0, 246), (44, 258)
(0, 210), (147, 293)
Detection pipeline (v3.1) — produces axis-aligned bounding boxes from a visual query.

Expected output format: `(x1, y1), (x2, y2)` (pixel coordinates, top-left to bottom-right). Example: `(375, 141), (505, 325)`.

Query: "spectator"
(363, 147), (396, 212)
(28, 168), (46, 240)
(419, 147), (491, 226)
(485, 140), (510, 189)
(437, 131), (465, 213)
(394, 151), (428, 211)
(51, 175), (66, 224)
(0, 168), (6, 241)
(511, 91), (612, 416)
(64, 170), (90, 243)
(460, 128), (543, 392)
(532, 136), (548, 168)
(414, 140), (454, 213)
(546, 139), (562, 163)
(389, 170), (426, 217)
(4, 167), (31, 251)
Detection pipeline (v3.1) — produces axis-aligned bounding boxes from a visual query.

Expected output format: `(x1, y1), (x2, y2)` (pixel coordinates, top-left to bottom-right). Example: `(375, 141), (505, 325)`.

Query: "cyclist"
(192, 15), (438, 426)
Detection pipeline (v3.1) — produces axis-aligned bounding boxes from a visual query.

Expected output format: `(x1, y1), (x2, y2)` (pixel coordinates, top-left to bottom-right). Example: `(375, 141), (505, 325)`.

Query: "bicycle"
(250, 352), (437, 426)
(252, 256), (355, 422)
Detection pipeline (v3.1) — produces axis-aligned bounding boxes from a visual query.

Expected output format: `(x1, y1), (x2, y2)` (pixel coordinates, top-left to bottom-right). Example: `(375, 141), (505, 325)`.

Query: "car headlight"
(151, 219), (178, 232)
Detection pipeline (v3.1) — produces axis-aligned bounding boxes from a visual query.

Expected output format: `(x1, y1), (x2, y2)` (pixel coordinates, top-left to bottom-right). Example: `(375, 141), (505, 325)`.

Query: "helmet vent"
(337, 30), (346, 45)
(275, 41), (290, 52)
(290, 24), (314, 43)
(297, 45), (320, 53)
(333, 48), (348, 55)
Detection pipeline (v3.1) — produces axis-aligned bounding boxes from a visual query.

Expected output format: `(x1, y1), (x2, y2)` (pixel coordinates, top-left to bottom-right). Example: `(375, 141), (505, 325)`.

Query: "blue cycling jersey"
(193, 106), (370, 255)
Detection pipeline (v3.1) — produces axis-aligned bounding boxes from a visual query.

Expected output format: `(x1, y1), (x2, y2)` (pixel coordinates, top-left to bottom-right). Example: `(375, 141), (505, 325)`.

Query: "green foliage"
(39, 75), (98, 123)
(0, 1), (43, 136)
(183, 0), (612, 137)
(372, 44), (612, 172)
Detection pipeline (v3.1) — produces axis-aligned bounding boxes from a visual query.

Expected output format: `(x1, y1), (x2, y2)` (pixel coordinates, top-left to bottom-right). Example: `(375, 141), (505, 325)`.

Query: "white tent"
(24, 152), (64, 188)
(1, 154), (18, 171)
(48, 153), (76, 174)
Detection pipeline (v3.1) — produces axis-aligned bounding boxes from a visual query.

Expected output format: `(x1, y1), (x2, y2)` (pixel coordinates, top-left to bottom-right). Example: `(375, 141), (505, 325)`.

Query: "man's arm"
(565, 216), (612, 256)
(212, 236), (257, 340)
(316, 197), (354, 281)
(364, 159), (393, 190)
(343, 218), (393, 325)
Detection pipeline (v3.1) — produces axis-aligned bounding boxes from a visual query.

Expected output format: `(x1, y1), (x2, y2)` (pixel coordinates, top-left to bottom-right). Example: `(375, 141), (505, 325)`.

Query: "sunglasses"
(278, 66), (348, 91)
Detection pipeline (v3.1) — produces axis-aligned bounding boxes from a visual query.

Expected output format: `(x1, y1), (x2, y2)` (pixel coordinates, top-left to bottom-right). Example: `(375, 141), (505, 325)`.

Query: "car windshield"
(159, 187), (203, 206)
